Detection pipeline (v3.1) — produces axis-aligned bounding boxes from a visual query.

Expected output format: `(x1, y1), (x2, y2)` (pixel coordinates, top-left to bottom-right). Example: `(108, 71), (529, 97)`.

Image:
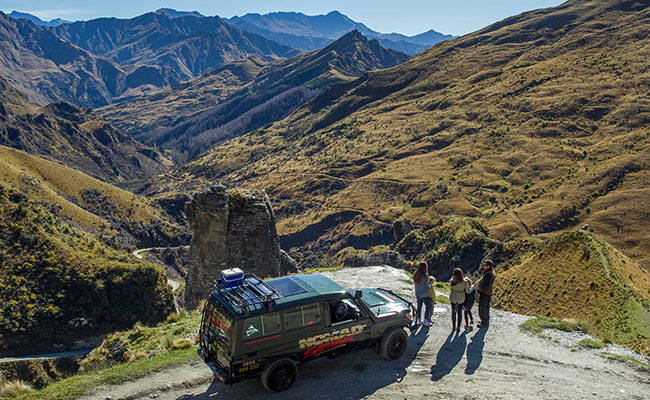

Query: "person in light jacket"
(449, 268), (471, 331)
(413, 262), (433, 326)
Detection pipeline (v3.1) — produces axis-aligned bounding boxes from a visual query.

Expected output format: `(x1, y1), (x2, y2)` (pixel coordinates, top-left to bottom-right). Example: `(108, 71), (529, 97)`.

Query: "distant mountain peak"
(227, 10), (455, 55)
(321, 29), (370, 53)
(7, 10), (70, 26)
(155, 8), (205, 19)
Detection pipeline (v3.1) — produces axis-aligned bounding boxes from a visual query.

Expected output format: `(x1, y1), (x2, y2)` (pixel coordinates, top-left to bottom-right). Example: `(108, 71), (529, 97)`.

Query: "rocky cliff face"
(184, 186), (297, 308)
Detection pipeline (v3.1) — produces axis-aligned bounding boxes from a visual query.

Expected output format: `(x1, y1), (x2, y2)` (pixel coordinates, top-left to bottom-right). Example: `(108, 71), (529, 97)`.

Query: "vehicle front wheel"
(379, 328), (408, 360)
(261, 358), (297, 392)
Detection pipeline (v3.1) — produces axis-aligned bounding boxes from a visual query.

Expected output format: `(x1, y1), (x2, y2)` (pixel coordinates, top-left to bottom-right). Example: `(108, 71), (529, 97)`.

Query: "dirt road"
(0, 349), (91, 364)
(132, 247), (182, 292)
(81, 267), (650, 400)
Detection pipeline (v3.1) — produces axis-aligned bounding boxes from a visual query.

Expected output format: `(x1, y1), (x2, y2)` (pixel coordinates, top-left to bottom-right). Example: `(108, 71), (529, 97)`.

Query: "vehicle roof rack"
(214, 273), (284, 313)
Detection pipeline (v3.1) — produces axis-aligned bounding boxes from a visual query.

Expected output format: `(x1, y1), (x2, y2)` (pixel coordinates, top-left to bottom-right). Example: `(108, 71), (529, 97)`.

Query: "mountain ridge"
(0, 11), (301, 107)
(0, 76), (172, 186)
(156, 0), (650, 272)
(227, 10), (456, 54)
(100, 30), (408, 163)
(494, 230), (650, 355)
(7, 10), (71, 27)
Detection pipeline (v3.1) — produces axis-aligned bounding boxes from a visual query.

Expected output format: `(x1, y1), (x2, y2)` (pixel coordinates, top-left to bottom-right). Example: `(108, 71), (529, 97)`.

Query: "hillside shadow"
(178, 327), (430, 400)
(430, 330), (467, 381)
(465, 327), (487, 375)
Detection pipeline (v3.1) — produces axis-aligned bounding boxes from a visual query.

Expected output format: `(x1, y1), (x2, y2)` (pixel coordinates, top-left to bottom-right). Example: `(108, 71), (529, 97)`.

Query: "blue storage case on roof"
(221, 268), (244, 288)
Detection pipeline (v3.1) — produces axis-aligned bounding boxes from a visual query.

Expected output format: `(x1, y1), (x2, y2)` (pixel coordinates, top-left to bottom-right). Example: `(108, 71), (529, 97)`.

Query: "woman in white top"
(449, 268), (471, 331)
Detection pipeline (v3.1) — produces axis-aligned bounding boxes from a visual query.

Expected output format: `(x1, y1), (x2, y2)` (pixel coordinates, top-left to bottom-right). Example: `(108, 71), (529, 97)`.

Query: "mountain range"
(227, 11), (456, 54)
(1, 8), (455, 109)
(7, 10), (70, 27)
(153, 0), (650, 274)
(50, 11), (299, 85)
(2, 0), (649, 360)
(99, 30), (407, 162)
(0, 11), (298, 107)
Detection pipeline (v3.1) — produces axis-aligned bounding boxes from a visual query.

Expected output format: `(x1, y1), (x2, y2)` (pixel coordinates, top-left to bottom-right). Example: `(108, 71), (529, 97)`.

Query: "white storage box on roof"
(221, 268), (244, 288)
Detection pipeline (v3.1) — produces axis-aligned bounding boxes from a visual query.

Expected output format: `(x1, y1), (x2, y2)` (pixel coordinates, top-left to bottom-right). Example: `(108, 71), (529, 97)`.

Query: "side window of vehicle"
(284, 307), (303, 330)
(244, 316), (262, 340)
(283, 304), (322, 330)
(263, 312), (281, 335)
(243, 312), (281, 340)
(303, 304), (321, 326)
(329, 299), (362, 325)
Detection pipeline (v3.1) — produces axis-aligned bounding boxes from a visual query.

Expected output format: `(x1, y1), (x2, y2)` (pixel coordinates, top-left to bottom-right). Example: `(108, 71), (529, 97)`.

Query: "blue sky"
(1, 0), (565, 36)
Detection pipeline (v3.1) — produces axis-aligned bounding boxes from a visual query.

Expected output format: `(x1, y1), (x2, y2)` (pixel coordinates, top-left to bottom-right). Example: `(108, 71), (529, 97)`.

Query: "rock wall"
(184, 186), (297, 309)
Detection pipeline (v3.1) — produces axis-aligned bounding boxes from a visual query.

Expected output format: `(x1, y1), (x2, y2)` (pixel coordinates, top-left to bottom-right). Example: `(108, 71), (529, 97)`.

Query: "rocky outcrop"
(330, 246), (412, 271)
(393, 219), (414, 244)
(184, 186), (298, 309)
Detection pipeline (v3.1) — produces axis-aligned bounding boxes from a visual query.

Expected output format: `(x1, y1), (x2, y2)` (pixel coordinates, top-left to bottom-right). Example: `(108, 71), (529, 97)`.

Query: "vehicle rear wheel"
(261, 358), (297, 392)
(379, 328), (408, 360)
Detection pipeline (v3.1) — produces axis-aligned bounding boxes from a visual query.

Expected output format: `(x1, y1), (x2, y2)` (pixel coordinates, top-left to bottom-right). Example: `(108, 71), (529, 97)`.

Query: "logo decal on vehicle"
(300, 324), (366, 358)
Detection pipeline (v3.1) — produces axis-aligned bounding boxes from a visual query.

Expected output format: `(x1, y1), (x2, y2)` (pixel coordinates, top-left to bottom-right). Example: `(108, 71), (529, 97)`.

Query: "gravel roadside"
(81, 266), (650, 400)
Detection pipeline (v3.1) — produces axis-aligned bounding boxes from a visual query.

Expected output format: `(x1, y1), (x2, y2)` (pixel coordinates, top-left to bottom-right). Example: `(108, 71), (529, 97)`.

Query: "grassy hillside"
(101, 31), (407, 163)
(0, 183), (174, 352)
(493, 230), (650, 356)
(98, 57), (269, 135)
(0, 145), (186, 249)
(154, 0), (650, 270)
(395, 216), (543, 279)
(0, 77), (173, 186)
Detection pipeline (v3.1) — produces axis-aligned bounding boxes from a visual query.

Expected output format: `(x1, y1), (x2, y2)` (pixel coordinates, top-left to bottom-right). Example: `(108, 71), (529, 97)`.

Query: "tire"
(378, 328), (408, 360)
(261, 358), (297, 392)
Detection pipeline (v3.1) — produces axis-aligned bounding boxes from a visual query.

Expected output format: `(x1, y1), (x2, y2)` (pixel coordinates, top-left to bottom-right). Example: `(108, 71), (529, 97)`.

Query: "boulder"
(331, 246), (412, 271)
(184, 186), (295, 309)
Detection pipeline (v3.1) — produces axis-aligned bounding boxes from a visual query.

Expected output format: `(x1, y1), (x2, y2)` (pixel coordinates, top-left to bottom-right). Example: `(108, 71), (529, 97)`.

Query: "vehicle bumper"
(199, 348), (232, 384)
(206, 361), (231, 384)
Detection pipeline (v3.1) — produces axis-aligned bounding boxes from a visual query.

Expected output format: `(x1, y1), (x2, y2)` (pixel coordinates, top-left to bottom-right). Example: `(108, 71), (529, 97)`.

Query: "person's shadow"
(430, 330), (467, 381)
(465, 326), (487, 374)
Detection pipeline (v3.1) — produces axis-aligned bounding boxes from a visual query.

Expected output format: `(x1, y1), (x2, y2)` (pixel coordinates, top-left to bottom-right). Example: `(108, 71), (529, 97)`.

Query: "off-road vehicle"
(198, 271), (415, 392)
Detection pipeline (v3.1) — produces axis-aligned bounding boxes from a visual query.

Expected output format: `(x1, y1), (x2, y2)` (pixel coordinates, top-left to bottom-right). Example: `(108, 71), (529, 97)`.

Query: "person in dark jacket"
(474, 259), (495, 328)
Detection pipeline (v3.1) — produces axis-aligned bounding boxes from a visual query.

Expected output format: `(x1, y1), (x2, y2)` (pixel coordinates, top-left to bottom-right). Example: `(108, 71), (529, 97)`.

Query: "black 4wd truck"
(198, 272), (415, 391)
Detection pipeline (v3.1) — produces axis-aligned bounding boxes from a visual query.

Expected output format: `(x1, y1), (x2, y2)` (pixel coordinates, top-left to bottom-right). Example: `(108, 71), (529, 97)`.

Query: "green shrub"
(578, 338), (606, 349)
(0, 380), (34, 397)
(0, 188), (174, 351)
(519, 317), (587, 335)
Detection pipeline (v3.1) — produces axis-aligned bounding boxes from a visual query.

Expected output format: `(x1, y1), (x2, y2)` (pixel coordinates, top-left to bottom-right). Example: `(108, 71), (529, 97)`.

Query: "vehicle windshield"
(360, 290), (402, 317)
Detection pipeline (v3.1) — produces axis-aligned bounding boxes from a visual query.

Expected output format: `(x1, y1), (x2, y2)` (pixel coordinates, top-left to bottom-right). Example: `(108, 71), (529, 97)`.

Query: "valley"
(158, 0), (650, 272)
(1, 0), (650, 397)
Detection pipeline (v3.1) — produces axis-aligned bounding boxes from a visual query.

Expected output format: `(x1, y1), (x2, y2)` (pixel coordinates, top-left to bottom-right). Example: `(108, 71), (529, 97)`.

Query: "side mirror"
(354, 290), (363, 299)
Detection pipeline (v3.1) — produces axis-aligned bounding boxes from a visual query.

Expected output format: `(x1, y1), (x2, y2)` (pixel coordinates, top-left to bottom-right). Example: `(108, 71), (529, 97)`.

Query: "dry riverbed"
(81, 266), (649, 400)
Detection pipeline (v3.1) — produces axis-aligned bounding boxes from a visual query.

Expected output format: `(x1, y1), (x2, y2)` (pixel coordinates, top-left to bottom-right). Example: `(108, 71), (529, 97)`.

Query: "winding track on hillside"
(80, 266), (649, 400)
(0, 349), (92, 364)
(132, 247), (183, 291)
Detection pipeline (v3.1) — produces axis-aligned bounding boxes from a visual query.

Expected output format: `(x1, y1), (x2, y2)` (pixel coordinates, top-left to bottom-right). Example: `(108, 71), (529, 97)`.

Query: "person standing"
(428, 276), (437, 324)
(413, 262), (433, 326)
(449, 268), (471, 331)
(475, 259), (496, 328)
(463, 277), (475, 330)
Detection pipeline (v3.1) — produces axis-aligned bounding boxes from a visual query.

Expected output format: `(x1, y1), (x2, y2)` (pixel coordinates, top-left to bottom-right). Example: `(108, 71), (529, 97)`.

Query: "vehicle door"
(300, 295), (372, 360)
